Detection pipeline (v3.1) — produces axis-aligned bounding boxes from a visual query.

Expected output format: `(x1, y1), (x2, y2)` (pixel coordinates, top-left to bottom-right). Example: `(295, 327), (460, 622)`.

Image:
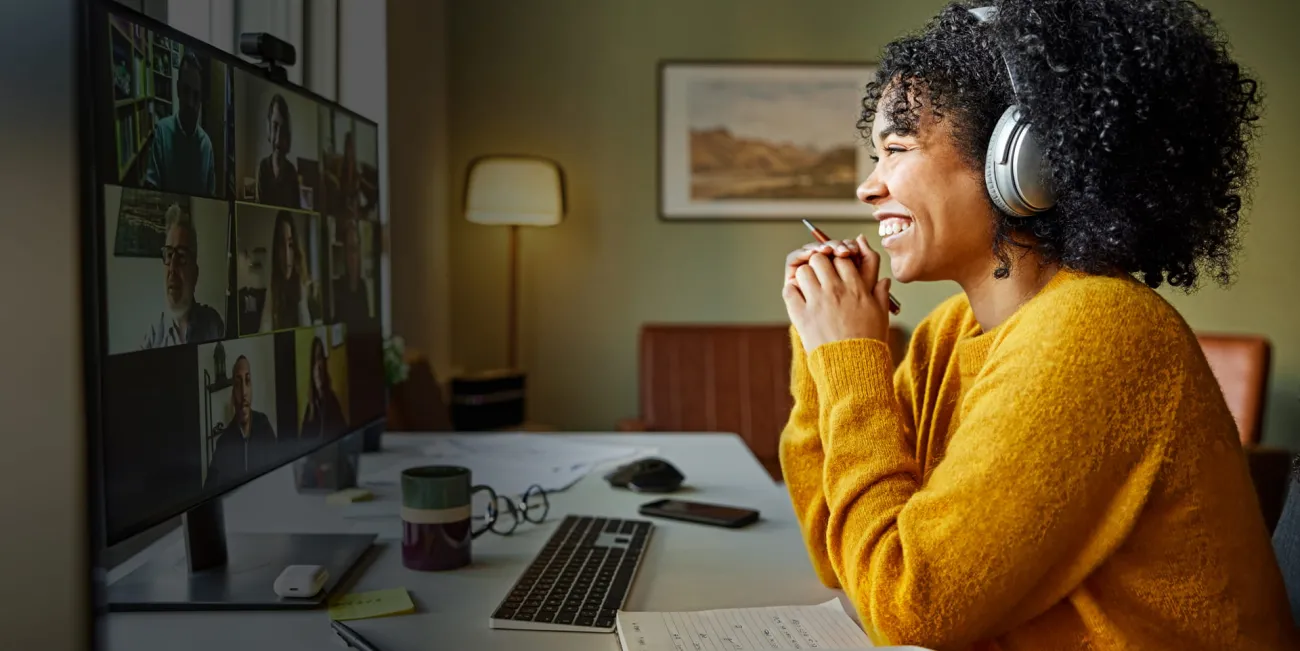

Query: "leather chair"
(619, 324), (907, 482)
(1196, 332), (1271, 445)
(1194, 333), (1291, 532)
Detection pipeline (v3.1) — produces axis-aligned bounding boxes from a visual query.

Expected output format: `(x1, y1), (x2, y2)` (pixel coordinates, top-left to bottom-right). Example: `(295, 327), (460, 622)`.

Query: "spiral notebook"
(614, 598), (934, 651)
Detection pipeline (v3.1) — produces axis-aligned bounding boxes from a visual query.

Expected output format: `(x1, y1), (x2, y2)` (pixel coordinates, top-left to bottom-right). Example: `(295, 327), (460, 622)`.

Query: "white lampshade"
(464, 155), (565, 226)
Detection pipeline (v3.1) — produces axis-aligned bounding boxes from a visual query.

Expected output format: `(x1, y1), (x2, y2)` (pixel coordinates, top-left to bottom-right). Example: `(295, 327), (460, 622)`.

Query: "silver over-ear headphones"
(969, 6), (1055, 217)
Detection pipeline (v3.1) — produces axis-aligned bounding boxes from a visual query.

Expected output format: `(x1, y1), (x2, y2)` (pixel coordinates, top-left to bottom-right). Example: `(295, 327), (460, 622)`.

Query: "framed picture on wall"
(658, 59), (878, 221)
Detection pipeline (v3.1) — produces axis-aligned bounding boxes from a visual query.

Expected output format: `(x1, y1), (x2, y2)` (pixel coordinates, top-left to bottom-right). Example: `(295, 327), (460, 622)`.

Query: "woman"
(337, 130), (361, 218)
(779, 1), (1295, 649)
(260, 210), (314, 332)
(300, 336), (345, 438)
(256, 93), (301, 209)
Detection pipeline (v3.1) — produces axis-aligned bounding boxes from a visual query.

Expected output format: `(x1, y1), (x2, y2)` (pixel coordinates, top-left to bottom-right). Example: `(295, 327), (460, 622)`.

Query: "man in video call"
(332, 216), (376, 332)
(206, 355), (277, 487)
(144, 50), (216, 196)
(141, 204), (225, 348)
(256, 93), (301, 208)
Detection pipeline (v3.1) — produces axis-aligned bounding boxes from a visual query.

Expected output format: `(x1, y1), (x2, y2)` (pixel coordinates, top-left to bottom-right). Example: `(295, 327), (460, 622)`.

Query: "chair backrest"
(1272, 461), (1300, 629)
(635, 323), (906, 480)
(1196, 333), (1271, 445)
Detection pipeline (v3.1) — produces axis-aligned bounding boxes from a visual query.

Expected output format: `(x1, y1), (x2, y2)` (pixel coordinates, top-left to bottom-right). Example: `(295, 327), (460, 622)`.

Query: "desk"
(104, 432), (848, 651)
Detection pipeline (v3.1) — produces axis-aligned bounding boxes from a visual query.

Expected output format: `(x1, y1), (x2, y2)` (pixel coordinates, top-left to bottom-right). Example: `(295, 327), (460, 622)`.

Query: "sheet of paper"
(420, 434), (643, 464)
(357, 434), (655, 497)
(327, 587), (415, 621)
(616, 598), (877, 651)
(357, 455), (595, 497)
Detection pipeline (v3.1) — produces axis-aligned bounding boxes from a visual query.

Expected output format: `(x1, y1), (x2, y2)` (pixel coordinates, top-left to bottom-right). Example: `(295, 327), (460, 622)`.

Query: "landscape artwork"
(659, 61), (878, 220)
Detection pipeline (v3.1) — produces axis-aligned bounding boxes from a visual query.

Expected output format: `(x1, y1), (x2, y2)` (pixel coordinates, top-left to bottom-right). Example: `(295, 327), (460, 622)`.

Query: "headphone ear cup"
(985, 105), (1055, 217)
(984, 109), (1019, 217)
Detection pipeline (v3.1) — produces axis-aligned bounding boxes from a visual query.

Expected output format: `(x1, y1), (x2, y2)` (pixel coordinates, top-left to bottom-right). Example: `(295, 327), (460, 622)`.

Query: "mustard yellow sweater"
(780, 269), (1297, 650)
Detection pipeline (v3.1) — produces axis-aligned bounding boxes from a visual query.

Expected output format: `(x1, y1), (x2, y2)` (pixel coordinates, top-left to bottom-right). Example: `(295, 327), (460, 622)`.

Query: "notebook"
(614, 597), (934, 650)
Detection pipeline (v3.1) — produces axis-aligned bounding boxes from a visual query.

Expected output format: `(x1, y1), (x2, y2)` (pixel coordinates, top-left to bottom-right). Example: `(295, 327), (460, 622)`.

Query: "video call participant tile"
(328, 215), (380, 335)
(319, 108), (380, 222)
(103, 185), (231, 355)
(196, 333), (298, 489)
(233, 68), (320, 211)
(294, 324), (350, 442)
(107, 13), (230, 199)
(234, 203), (325, 336)
(100, 346), (202, 543)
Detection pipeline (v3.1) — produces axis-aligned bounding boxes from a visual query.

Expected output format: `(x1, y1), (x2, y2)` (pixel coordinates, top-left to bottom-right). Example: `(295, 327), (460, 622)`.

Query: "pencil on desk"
(801, 219), (902, 315)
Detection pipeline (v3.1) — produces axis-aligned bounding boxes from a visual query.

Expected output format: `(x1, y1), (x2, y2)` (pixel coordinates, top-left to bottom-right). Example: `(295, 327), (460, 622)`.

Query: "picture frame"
(658, 59), (879, 221)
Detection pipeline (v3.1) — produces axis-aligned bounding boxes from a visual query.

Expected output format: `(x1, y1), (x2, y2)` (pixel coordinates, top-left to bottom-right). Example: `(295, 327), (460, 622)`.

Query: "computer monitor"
(81, 0), (387, 610)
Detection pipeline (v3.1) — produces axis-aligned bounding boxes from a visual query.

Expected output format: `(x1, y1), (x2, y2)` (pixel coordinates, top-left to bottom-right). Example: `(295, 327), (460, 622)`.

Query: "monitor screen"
(90, 5), (386, 546)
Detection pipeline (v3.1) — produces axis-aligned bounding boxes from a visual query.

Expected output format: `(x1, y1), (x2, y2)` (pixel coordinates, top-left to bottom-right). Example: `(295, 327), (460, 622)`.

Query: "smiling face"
(859, 94), (997, 285)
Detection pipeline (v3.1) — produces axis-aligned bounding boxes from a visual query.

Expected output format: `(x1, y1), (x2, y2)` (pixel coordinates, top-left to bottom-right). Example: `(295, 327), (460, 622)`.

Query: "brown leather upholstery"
(1196, 333), (1271, 445)
(622, 324), (906, 481)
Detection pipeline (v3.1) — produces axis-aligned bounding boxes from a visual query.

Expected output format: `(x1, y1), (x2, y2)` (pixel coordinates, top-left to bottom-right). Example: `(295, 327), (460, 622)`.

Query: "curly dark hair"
(859, 0), (1263, 289)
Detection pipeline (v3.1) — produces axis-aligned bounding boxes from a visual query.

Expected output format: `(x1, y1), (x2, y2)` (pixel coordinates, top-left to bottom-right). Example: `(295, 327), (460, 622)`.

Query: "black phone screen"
(638, 499), (760, 528)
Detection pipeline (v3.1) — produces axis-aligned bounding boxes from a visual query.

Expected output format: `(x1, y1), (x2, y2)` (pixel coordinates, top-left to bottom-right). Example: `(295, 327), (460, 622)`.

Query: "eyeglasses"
(161, 245), (192, 266)
(472, 484), (550, 536)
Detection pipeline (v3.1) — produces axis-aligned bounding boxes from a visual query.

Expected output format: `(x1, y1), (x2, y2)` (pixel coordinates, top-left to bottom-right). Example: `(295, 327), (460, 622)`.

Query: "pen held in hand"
(801, 219), (902, 315)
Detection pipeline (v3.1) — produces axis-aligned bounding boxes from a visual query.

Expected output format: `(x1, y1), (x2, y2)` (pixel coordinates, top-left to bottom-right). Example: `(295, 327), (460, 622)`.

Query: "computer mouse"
(604, 457), (685, 493)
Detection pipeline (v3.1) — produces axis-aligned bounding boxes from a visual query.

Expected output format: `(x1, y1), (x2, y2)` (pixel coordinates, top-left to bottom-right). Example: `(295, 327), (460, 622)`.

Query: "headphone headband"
(967, 6), (1022, 97)
(968, 5), (1056, 217)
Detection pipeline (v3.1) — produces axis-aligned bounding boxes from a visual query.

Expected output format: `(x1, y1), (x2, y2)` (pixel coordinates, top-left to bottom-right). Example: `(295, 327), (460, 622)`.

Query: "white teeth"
(878, 221), (912, 238)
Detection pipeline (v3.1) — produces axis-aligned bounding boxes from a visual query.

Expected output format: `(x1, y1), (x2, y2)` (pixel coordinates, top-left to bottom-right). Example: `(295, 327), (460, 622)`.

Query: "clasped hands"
(782, 235), (892, 353)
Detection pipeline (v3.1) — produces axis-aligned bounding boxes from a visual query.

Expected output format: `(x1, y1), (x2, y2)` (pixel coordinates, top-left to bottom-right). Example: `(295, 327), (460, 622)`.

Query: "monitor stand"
(106, 498), (376, 611)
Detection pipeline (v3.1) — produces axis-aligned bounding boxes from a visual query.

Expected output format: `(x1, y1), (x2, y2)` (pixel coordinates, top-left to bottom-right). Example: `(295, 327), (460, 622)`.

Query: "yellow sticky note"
(326, 488), (374, 505)
(328, 588), (415, 621)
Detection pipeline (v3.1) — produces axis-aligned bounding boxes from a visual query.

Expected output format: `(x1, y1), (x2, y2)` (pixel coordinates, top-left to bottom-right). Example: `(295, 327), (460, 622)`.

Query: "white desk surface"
(104, 432), (851, 651)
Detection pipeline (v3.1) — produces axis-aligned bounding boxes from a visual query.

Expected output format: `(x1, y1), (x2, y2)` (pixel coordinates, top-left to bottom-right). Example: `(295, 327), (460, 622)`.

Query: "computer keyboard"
(488, 514), (654, 633)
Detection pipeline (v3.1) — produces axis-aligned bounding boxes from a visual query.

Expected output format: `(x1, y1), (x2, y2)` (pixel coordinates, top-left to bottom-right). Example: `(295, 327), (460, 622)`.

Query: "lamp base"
(449, 369), (526, 431)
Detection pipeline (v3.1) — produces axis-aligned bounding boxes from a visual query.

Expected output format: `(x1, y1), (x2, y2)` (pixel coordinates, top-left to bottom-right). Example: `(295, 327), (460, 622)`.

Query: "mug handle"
(470, 484), (498, 539)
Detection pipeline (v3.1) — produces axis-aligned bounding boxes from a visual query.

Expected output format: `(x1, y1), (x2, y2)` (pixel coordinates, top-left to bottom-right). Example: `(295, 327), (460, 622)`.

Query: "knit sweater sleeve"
(779, 326), (921, 589)
(806, 302), (1180, 649)
(778, 325), (841, 588)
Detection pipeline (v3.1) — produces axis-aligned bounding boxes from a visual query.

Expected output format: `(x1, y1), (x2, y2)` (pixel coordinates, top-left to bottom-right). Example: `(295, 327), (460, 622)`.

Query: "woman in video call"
(337, 131), (361, 218)
(256, 93), (301, 209)
(260, 210), (315, 332)
(779, 1), (1296, 649)
(300, 336), (345, 438)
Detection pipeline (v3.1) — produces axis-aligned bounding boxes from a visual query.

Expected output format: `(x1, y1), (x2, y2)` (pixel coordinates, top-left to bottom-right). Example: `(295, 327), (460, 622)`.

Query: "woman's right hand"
(784, 239), (861, 285)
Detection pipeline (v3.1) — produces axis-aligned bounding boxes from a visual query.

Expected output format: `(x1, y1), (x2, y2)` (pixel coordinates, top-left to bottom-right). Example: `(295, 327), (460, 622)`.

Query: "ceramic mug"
(400, 465), (497, 571)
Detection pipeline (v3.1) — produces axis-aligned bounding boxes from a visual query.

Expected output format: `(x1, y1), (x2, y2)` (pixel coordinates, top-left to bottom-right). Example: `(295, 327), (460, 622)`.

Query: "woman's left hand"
(783, 234), (892, 353)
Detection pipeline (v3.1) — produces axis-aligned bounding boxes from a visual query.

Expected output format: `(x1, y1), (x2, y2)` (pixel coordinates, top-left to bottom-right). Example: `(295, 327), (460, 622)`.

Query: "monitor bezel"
(82, 0), (387, 551)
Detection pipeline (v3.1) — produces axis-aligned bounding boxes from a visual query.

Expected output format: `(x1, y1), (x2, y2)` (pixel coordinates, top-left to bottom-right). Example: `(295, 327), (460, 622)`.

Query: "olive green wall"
(443, 0), (1300, 447)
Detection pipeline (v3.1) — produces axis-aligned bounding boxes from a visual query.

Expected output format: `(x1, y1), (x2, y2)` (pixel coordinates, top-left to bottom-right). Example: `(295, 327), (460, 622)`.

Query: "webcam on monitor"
(240, 32), (295, 81)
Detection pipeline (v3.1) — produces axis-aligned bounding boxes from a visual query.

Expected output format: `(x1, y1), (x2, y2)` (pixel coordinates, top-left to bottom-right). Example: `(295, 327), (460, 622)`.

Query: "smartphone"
(638, 498), (760, 528)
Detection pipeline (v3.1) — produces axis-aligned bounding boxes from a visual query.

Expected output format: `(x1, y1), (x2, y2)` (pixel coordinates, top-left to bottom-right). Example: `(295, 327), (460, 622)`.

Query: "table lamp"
(456, 155), (565, 430)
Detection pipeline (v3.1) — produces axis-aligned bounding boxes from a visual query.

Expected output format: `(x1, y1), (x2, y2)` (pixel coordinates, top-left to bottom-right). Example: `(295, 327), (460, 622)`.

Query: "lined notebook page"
(615, 598), (877, 650)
